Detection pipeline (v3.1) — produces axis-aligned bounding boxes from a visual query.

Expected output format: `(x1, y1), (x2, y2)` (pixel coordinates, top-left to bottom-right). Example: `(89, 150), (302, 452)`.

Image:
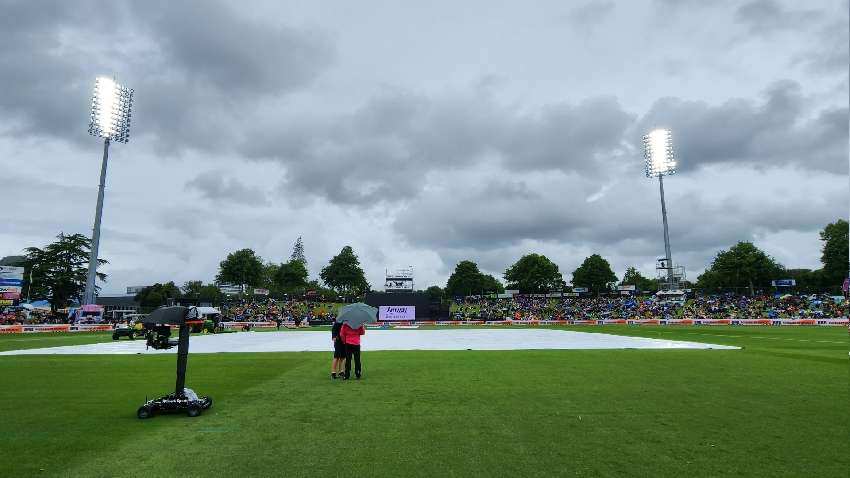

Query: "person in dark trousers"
(331, 321), (345, 379)
(340, 322), (365, 380)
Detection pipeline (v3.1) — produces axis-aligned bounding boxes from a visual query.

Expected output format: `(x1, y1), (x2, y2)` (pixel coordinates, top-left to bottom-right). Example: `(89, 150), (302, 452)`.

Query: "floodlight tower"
(643, 128), (677, 290)
(83, 77), (134, 305)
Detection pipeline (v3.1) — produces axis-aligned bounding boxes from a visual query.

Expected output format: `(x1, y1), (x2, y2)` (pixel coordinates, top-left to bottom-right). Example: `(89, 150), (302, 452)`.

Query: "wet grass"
(0, 326), (846, 477)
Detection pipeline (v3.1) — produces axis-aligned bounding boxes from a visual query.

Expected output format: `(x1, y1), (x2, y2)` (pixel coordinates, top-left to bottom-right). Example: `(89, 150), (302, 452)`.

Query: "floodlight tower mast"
(643, 129), (677, 290)
(83, 77), (133, 305)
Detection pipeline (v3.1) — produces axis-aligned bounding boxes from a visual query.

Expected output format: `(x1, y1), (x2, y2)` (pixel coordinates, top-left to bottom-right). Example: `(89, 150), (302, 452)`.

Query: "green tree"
(445, 260), (486, 297)
(696, 242), (784, 295)
(180, 281), (224, 305)
(135, 282), (182, 308)
(504, 253), (565, 293)
(216, 249), (265, 287)
(290, 236), (307, 265)
(480, 274), (506, 295)
(24, 233), (107, 311)
(425, 285), (445, 303)
(320, 246), (370, 296)
(181, 280), (204, 302)
(261, 262), (279, 289)
(620, 267), (658, 293)
(0, 255), (25, 266)
(571, 254), (617, 295)
(819, 219), (848, 288)
(275, 259), (309, 293)
(304, 279), (340, 302)
(784, 269), (823, 294)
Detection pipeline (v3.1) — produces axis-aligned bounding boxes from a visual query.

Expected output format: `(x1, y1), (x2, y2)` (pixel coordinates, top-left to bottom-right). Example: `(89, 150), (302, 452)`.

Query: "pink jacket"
(340, 324), (365, 345)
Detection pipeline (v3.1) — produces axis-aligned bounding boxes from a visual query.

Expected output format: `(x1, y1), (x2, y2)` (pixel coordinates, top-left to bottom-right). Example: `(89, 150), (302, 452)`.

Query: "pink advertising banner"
(378, 306), (415, 321)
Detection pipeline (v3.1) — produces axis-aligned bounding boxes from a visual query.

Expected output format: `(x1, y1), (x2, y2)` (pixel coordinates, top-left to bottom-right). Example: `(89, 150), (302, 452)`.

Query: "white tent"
(194, 307), (221, 317)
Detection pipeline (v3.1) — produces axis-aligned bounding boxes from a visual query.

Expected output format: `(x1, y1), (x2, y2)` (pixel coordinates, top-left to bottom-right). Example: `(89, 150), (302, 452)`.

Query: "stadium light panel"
(643, 128), (676, 178)
(88, 76), (133, 143)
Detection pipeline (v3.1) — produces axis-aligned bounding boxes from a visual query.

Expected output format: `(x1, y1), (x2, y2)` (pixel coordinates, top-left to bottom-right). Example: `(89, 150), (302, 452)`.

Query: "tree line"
(432, 219), (848, 299)
(7, 219), (847, 310)
(137, 239), (372, 307)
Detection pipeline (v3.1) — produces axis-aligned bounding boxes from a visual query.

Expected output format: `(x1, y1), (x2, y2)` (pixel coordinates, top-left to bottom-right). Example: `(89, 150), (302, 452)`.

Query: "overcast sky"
(1, 0), (847, 293)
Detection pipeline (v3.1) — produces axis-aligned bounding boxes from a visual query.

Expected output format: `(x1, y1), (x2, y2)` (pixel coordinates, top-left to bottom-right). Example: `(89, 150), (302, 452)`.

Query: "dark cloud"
(565, 2), (615, 27)
(186, 171), (269, 205)
(245, 79), (845, 208)
(0, 0), (334, 151)
(392, 166), (845, 275)
(133, 2), (333, 96)
(636, 81), (848, 174)
(0, 1), (121, 143)
(794, 14), (849, 74)
(243, 89), (633, 205)
(734, 0), (822, 35)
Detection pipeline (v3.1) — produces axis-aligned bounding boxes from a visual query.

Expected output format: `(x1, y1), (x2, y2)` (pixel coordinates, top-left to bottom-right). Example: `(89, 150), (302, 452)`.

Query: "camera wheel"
(202, 397), (213, 410)
(187, 406), (202, 417)
(129, 332), (135, 340)
(112, 333), (119, 341)
(137, 406), (152, 419)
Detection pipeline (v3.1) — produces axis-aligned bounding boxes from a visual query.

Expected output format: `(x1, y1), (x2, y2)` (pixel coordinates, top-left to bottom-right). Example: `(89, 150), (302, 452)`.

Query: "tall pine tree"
(290, 236), (306, 265)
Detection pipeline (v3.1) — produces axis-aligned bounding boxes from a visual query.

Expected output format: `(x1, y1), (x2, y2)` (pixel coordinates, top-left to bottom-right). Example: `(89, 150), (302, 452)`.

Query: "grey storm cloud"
(734, 0), (823, 35)
(391, 166), (845, 273)
(0, 0), (333, 151)
(244, 90), (634, 205)
(565, 1), (615, 27)
(795, 12), (850, 74)
(636, 81), (848, 174)
(186, 171), (269, 205)
(133, 2), (333, 96)
(242, 78), (845, 208)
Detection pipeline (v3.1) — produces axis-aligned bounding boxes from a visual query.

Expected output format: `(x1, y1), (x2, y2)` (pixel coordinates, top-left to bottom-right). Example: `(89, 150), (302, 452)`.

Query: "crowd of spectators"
(220, 298), (338, 325)
(0, 308), (62, 325)
(451, 294), (847, 321)
(4, 294), (846, 326)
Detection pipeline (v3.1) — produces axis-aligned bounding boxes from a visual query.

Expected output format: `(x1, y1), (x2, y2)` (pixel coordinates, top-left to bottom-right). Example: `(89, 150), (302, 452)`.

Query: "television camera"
(137, 306), (212, 419)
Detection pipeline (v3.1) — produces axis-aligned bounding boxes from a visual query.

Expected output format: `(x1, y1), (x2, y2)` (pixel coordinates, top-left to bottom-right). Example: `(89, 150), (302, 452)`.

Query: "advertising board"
(378, 306), (415, 321)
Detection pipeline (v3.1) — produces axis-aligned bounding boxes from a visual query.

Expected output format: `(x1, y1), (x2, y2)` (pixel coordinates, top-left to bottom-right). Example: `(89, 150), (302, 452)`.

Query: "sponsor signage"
(253, 288), (270, 296)
(0, 278), (23, 286)
(0, 286), (22, 294)
(218, 284), (244, 295)
(617, 285), (636, 291)
(572, 287), (588, 293)
(771, 279), (796, 287)
(0, 299), (13, 306)
(1, 292), (20, 300)
(0, 266), (24, 280)
(126, 286), (149, 295)
(378, 305), (415, 321)
(0, 325), (23, 334)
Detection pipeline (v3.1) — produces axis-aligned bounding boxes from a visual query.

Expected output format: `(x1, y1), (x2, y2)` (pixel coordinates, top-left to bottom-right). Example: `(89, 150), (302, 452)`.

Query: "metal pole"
(175, 324), (189, 396)
(659, 174), (673, 289)
(27, 267), (33, 303)
(84, 138), (110, 305)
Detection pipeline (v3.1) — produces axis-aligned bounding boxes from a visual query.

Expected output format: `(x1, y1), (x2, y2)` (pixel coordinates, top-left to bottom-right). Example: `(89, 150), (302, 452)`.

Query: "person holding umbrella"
(335, 303), (377, 380)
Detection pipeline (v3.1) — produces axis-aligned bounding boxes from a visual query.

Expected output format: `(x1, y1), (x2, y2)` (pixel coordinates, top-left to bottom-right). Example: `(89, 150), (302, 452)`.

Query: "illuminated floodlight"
(642, 128), (676, 178)
(88, 76), (133, 143)
(83, 76), (134, 305)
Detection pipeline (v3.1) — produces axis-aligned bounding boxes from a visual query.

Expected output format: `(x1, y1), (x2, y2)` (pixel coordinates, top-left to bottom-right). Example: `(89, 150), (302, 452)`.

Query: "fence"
(1, 318), (847, 335)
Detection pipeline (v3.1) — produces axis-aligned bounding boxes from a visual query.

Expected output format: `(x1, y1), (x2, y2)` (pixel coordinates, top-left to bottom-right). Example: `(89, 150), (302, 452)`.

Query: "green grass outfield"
(0, 326), (846, 477)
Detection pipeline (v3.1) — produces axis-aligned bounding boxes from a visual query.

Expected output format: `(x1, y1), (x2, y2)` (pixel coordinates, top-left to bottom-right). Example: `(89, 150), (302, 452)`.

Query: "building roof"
(96, 295), (140, 307)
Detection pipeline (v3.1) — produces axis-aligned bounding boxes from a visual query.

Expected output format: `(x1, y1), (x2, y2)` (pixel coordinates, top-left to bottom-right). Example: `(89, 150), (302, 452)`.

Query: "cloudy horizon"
(1, 0), (847, 293)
